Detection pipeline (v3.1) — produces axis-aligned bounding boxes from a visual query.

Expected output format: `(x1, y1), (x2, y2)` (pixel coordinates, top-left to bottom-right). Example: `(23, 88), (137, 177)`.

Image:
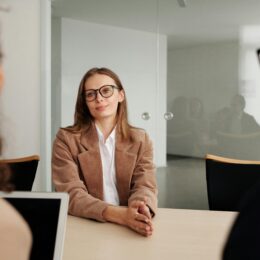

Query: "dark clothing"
(223, 180), (260, 259)
(227, 112), (260, 134)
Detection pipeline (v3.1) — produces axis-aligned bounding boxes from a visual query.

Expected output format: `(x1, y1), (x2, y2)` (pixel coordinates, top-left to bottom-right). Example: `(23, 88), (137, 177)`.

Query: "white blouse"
(96, 125), (119, 205)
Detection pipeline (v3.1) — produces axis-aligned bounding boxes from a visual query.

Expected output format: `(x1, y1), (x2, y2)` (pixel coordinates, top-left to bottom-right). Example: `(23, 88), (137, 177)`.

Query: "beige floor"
(156, 156), (209, 210)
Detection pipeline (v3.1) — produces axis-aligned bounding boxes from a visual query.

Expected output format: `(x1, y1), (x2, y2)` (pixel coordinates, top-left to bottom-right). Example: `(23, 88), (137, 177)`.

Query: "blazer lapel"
(77, 125), (138, 205)
(78, 126), (104, 200)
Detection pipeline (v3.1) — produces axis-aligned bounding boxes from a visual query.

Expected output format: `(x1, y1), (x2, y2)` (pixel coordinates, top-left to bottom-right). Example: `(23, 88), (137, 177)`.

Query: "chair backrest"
(0, 155), (40, 191)
(205, 154), (260, 211)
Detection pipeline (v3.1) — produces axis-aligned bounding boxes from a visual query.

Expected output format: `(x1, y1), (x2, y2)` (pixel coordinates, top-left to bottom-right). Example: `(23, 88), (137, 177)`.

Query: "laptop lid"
(0, 191), (69, 260)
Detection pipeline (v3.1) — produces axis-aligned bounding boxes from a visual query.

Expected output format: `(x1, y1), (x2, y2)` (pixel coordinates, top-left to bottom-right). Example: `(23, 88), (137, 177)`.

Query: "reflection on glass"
(167, 96), (194, 156)
(167, 96), (210, 157)
(166, 21), (260, 161)
(228, 94), (259, 134)
(210, 94), (260, 160)
(167, 92), (260, 160)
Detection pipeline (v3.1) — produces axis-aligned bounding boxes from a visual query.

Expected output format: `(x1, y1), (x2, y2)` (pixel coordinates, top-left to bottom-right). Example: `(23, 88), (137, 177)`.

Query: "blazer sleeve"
(128, 131), (158, 217)
(52, 129), (108, 222)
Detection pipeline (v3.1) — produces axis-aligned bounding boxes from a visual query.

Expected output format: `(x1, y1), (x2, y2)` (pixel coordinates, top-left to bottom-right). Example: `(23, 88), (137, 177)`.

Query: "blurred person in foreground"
(0, 42), (32, 259)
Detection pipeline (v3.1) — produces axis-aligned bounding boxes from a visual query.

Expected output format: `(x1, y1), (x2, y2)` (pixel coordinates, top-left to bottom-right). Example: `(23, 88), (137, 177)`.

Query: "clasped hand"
(127, 200), (153, 237)
(103, 200), (154, 237)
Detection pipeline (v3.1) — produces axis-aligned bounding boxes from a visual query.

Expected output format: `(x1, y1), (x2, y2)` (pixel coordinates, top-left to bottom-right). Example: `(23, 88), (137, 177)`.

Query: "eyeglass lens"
(85, 85), (117, 101)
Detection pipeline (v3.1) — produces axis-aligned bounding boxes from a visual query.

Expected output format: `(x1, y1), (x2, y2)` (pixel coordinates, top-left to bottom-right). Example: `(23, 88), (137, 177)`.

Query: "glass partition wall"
(51, 0), (260, 209)
(156, 0), (260, 209)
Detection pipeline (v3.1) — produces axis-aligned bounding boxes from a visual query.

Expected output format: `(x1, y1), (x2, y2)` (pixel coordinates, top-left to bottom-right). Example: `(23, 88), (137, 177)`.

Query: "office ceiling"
(51, 0), (260, 49)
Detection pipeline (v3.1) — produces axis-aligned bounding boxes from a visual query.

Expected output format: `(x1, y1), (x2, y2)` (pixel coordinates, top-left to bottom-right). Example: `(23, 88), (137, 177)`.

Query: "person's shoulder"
(129, 127), (150, 142)
(0, 198), (32, 238)
(243, 112), (256, 121)
(56, 127), (81, 141)
(130, 126), (146, 135)
(0, 199), (32, 258)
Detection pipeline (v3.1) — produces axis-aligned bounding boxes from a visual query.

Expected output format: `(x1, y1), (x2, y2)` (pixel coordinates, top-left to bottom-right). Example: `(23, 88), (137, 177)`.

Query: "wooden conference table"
(63, 208), (237, 260)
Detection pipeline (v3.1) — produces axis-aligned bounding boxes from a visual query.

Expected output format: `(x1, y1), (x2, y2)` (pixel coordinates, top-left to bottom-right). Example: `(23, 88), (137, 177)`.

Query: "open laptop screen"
(0, 192), (69, 260)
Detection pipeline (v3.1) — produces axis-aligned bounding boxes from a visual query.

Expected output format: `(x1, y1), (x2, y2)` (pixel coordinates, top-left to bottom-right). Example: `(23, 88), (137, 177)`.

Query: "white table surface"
(63, 208), (237, 260)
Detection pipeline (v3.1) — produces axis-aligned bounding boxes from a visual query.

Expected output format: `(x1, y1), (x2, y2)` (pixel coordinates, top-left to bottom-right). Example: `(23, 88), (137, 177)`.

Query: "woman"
(0, 47), (32, 259)
(52, 67), (157, 236)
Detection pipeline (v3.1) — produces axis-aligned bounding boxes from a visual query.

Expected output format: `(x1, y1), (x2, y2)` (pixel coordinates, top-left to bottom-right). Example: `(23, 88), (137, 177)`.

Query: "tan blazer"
(52, 125), (158, 222)
(0, 198), (32, 260)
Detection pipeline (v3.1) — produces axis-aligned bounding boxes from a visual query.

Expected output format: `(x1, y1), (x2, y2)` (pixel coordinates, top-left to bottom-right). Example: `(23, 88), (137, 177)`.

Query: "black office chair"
(205, 154), (260, 211)
(0, 155), (40, 191)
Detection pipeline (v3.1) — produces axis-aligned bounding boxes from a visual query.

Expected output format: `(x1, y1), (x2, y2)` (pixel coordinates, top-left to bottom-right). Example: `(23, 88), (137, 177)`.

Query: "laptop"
(0, 191), (69, 260)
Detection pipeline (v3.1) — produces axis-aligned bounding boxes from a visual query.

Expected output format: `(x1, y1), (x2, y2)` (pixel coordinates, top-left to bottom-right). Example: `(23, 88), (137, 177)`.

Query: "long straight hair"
(66, 67), (132, 141)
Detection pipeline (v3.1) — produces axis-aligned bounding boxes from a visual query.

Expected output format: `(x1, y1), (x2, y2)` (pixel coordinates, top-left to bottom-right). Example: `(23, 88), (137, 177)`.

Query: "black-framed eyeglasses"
(85, 85), (120, 102)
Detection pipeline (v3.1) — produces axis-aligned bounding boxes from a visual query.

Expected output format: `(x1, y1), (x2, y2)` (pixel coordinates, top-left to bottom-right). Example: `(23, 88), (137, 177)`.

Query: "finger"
(138, 205), (151, 219)
(135, 220), (152, 232)
(132, 224), (153, 237)
(135, 212), (152, 226)
(129, 200), (145, 209)
(135, 228), (153, 237)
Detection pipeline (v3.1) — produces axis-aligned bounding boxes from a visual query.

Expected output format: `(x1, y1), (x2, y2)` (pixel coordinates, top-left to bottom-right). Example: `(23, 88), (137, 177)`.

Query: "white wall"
(59, 18), (167, 167)
(1, 0), (51, 190)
